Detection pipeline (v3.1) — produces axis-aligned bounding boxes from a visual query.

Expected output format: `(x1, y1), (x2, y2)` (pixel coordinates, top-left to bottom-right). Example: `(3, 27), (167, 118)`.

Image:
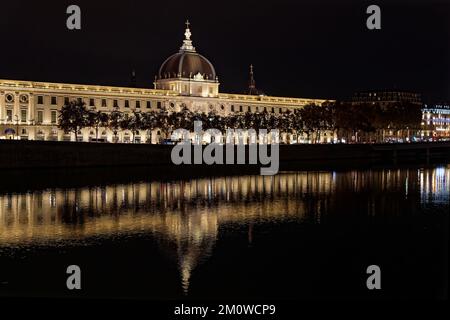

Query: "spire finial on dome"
(180, 19), (196, 52)
(184, 20), (191, 40)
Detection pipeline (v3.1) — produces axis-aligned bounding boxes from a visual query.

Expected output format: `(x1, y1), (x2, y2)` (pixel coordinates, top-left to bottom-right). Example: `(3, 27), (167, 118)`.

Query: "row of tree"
(58, 100), (422, 143)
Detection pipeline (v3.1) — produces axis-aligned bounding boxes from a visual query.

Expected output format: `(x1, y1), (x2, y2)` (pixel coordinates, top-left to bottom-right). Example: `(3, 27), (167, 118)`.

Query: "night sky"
(0, 0), (448, 103)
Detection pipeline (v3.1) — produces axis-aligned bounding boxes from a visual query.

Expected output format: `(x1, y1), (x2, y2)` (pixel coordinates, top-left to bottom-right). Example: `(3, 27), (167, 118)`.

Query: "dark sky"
(0, 0), (448, 103)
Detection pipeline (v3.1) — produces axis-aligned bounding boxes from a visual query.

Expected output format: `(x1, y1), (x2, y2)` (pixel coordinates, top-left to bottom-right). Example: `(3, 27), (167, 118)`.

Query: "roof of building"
(157, 21), (216, 81)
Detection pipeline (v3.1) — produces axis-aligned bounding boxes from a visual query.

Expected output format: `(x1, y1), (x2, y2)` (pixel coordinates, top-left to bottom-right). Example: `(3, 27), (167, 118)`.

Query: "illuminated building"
(350, 90), (450, 140)
(0, 22), (329, 143)
(421, 104), (450, 139)
(351, 90), (422, 106)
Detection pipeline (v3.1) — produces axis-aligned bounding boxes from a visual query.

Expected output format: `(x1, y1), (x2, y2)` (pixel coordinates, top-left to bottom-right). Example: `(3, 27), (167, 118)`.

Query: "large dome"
(158, 51), (216, 80)
(157, 21), (217, 81)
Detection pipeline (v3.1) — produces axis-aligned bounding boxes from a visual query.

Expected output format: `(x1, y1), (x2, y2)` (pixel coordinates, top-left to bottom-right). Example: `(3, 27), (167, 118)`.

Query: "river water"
(0, 165), (448, 299)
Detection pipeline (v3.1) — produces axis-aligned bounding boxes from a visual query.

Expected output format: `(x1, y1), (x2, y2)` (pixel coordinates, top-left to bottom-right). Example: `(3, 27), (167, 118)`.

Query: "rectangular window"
(37, 96), (44, 104)
(113, 100), (118, 108)
(136, 101), (140, 108)
(21, 110), (27, 122)
(51, 111), (57, 124)
(125, 100), (129, 108)
(146, 101), (151, 109)
(89, 98), (95, 107)
(271, 107), (275, 113)
(6, 110), (12, 122)
(102, 99), (107, 107)
(51, 96), (57, 105)
(77, 97), (83, 104)
(64, 97), (69, 104)
(37, 111), (43, 124)
(157, 101), (162, 109)
(247, 106), (251, 112)
(239, 106), (243, 112)
(231, 105), (235, 112)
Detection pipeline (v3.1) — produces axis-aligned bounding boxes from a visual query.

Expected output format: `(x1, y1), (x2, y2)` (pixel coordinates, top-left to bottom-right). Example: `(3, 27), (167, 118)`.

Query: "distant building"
(351, 90), (422, 106)
(421, 104), (450, 139)
(349, 90), (450, 141)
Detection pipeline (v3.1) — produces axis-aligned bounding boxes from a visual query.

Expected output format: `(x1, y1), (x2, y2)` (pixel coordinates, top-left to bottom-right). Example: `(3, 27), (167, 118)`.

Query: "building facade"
(0, 22), (329, 144)
(421, 104), (450, 139)
(351, 90), (422, 106)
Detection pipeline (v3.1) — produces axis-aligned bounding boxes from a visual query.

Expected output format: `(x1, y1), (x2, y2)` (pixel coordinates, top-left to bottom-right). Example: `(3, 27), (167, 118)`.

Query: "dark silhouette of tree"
(299, 104), (321, 143)
(385, 101), (422, 140)
(171, 106), (194, 132)
(87, 108), (109, 142)
(156, 107), (173, 140)
(129, 110), (144, 143)
(142, 111), (158, 143)
(119, 113), (132, 142)
(59, 100), (422, 145)
(58, 99), (88, 141)
(108, 107), (123, 143)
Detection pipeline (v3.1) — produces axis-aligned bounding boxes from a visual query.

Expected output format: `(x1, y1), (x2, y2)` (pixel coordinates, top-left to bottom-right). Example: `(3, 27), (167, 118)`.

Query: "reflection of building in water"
(0, 173), (340, 244)
(0, 172), (335, 293)
(0, 168), (449, 292)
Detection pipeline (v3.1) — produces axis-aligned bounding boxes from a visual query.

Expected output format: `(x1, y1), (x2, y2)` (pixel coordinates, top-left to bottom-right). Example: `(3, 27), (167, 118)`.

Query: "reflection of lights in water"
(405, 173), (408, 198)
(420, 166), (450, 204)
(0, 166), (449, 293)
(170, 209), (219, 295)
